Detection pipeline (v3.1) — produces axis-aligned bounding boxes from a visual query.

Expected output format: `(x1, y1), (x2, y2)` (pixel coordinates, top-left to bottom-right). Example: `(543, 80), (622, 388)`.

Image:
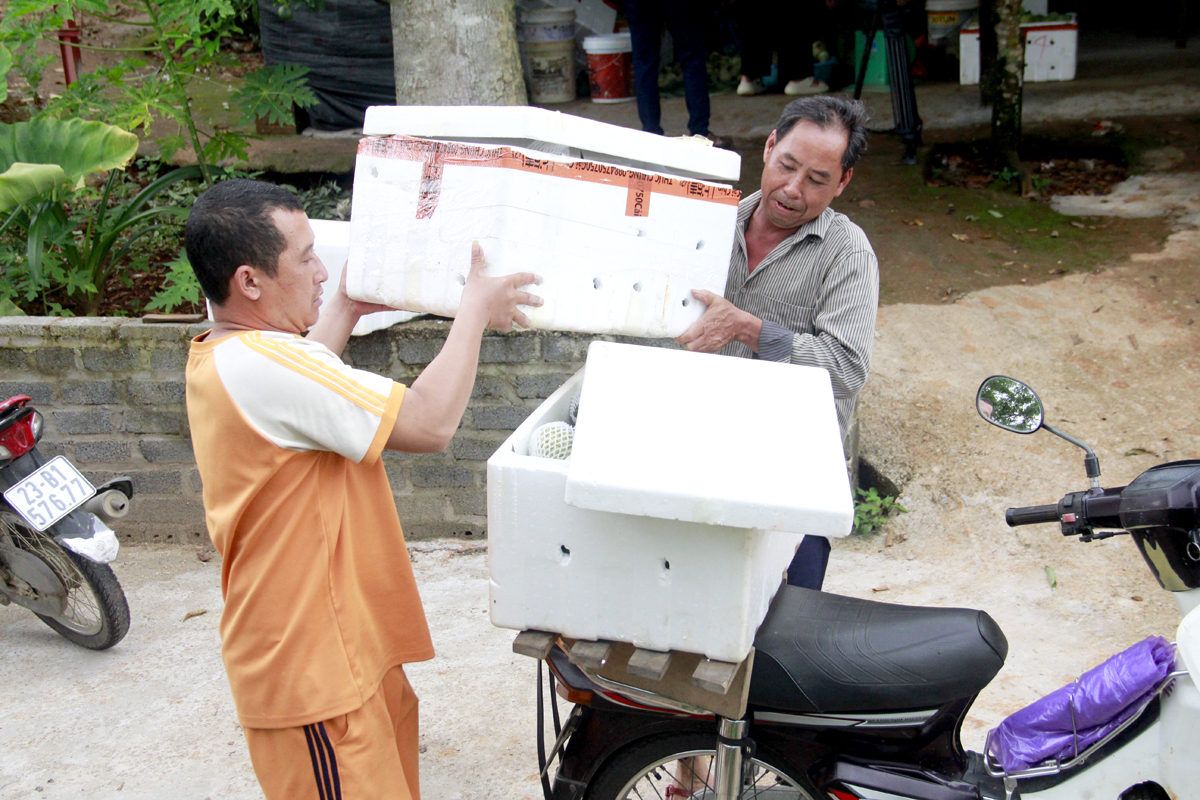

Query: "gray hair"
(773, 96), (870, 173)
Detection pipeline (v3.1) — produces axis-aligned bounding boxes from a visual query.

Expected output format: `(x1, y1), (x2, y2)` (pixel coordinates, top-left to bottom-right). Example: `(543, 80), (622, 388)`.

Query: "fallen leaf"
(1045, 566), (1058, 589)
(1003, 261), (1015, 266)
(987, 209), (1004, 218)
(1132, 596), (1143, 602)
(981, 234), (994, 239)
(964, 214), (979, 221)
(1128, 334), (1139, 350)
(1049, 230), (1060, 237)
(1124, 448), (1160, 457)
(951, 233), (969, 242)
(1070, 221), (1086, 228)
(872, 585), (890, 593)
(1027, 228), (1039, 233)
(903, 218), (924, 226)
(196, 549), (212, 563)
(183, 609), (208, 622)
(858, 199), (876, 208)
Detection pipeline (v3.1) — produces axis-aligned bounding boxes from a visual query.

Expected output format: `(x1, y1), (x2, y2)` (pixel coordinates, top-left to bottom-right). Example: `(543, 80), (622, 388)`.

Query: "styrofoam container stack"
(959, 14), (1078, 85)
(487, 342), (855, 663)
(345, 106), (742, 339)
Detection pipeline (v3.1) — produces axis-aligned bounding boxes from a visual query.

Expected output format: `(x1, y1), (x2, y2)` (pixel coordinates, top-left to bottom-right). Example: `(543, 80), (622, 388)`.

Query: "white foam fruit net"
(530, 421), (575, 459)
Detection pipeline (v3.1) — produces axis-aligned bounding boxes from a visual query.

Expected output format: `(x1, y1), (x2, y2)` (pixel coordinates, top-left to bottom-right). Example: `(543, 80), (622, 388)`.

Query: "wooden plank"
(627, 648), (672, 681)
(512, 630), (557, 660)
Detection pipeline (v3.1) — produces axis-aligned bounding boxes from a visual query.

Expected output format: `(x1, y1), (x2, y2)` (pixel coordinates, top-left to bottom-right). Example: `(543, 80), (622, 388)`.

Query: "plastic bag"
(987, 636), (1175, 773)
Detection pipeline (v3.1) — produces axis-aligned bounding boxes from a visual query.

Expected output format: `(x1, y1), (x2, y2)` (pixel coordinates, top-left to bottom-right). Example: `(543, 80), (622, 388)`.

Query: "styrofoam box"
(363, 105), (740, 183)
(487, 342), (854, 662)
(310, 220), (419, 336)
(346, 134), (739, 338)
(206, 219), (418, 337)
(959, 15), (1078, 85)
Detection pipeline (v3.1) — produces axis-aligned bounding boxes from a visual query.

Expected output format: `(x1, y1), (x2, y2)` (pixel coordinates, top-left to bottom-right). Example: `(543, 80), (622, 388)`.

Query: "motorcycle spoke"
(1, 514), (104, 634)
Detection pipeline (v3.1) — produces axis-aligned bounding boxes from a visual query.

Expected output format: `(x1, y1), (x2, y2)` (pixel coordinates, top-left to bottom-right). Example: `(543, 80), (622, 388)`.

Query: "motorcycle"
(0, 394), (132, 650)
(528, 376), (1200, 800)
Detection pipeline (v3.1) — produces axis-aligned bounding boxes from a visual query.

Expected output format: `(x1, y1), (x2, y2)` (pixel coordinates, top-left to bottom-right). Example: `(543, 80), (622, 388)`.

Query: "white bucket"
(583, 33), (634, 104)
(524, 38), (576, 104)
(518, 8), (575, 43)
(927, 0), (978, 45)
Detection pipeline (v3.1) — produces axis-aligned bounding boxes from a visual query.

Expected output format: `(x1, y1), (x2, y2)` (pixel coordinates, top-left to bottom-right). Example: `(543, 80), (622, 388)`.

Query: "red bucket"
(583, 34), (634, 104)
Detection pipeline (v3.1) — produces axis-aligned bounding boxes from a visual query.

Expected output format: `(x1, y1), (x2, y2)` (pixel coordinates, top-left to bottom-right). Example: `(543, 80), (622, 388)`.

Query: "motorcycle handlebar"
(1005, 504), (1061, 527)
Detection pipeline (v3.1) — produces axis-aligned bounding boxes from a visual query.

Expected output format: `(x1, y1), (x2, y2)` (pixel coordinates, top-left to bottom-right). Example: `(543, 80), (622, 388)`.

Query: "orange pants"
(243, 665), (420, 800)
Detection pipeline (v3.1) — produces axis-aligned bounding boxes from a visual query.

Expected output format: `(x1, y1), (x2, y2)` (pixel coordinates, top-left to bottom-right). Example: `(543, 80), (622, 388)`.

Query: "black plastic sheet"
(258, 0), (396, 131)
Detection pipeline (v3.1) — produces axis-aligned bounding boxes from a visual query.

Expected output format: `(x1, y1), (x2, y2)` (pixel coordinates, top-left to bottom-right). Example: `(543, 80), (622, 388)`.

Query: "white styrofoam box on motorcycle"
(309, 219), (419, 336)
(362, 105), (740, 182)
(487, 342), (853, 662)
(346, 135), (739, 338)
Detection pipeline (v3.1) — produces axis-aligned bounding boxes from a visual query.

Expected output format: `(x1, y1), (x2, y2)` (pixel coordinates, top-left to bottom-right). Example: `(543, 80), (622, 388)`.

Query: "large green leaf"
(0, 119), (138, 187)
(0, 162), (69, 212)
(0, 44), (12, 105)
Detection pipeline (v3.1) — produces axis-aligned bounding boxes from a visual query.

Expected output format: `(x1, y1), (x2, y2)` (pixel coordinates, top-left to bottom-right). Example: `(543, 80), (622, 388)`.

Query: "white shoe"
(784, 77), (829, 95)
(737, 77), (765, 96)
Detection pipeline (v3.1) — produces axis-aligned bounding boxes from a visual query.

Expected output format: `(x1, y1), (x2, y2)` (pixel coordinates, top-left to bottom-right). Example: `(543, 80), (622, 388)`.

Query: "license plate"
(3, 456), (95, 532)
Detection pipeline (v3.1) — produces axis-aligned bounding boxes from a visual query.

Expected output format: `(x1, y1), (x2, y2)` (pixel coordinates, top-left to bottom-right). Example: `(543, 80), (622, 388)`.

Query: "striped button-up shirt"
(720, 191), (879, 439)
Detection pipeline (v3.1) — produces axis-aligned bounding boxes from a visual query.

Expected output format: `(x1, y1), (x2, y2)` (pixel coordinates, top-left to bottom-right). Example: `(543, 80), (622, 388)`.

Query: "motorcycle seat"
(749, 586), (1008, 714)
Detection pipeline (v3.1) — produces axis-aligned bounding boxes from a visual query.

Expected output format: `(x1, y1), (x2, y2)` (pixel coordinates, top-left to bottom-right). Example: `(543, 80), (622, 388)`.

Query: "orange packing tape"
(357, 135), (740, 219)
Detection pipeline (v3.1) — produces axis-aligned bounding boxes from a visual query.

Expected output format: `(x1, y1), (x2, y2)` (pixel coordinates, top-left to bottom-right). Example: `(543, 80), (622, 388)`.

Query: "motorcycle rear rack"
(982, 667), (1188, 780)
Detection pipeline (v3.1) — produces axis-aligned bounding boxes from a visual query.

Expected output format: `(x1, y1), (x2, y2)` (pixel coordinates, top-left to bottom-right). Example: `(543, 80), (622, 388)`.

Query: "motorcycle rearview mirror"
(976, 375), (1044, 434)
(976, 375), (1103, 488)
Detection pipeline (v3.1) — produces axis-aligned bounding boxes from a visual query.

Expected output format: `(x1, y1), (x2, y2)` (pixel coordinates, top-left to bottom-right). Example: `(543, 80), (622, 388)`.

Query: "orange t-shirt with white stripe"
(185, 330), (434, 729)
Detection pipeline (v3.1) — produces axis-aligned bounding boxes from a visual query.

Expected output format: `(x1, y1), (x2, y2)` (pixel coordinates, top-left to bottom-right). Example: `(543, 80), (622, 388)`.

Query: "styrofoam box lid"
(363, 105), (740, 183)
(564, 342), (854, 537)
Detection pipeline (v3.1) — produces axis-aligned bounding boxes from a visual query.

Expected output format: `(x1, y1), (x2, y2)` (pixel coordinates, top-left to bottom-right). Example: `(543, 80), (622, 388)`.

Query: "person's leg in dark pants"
(785, 535), (831, 590)
(662, 0), (712, 136)
(624, 0), (666, 134)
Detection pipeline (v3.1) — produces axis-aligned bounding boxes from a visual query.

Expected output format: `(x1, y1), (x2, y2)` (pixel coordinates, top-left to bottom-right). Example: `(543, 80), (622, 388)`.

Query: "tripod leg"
(854, 12), (882, 101)
(882, 8), (922, 164)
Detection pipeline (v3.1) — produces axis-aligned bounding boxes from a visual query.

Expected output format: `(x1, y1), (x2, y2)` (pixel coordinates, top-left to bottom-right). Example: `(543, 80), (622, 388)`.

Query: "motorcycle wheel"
(2, 513), (130, 650)
(585, 732), (818, 800)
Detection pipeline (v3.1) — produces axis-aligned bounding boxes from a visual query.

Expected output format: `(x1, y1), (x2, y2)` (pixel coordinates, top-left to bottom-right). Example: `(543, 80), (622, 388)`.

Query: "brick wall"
(0, 316), (676, 545)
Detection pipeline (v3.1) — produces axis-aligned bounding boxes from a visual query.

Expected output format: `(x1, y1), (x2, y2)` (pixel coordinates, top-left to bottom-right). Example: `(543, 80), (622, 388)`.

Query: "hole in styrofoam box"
(456, 274), (466, 285)
(593, 277), (603, 290)
(696, 240), (705, 250)
(681, 297), (691, 307)
(560, 545), (571, 565)
(632, 282), (643, 293)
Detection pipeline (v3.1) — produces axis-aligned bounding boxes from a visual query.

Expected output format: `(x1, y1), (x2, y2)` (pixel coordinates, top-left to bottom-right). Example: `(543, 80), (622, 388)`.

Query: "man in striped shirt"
(676, 96), (879, 590)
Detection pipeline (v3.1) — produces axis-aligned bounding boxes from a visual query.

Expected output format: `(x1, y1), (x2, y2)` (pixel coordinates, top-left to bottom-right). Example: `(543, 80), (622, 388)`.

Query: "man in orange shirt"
(183, 179), (541, 800)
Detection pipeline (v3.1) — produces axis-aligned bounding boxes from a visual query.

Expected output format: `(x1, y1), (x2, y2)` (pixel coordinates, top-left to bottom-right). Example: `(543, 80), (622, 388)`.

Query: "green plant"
(852, 486), (908, 536)
(0, 117), (212, 315)
(1, 1), (318, 183)
(229, 63), (317, 127)
(146, 251), (201, 312)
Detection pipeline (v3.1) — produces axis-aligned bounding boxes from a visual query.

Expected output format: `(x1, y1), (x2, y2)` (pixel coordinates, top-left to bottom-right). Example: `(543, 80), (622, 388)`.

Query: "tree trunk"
(990, 0), (1031, 193)
(978, 0), (998, 105)
(390, 0), (528, 106)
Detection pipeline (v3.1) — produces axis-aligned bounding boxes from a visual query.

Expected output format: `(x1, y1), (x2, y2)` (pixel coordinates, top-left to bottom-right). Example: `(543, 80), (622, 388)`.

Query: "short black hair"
(184, 179), (304, 304)
(773, 96), (870, 173)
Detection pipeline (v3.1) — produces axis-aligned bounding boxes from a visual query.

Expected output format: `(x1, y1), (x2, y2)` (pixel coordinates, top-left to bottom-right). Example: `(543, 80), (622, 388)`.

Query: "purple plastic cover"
(988, 636), (1175, 773)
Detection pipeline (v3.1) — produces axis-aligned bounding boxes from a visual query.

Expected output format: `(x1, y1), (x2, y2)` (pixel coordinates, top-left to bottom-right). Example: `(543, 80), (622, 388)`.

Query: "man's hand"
(458, 241), (542, 331)
(675, 289), (763, 353)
